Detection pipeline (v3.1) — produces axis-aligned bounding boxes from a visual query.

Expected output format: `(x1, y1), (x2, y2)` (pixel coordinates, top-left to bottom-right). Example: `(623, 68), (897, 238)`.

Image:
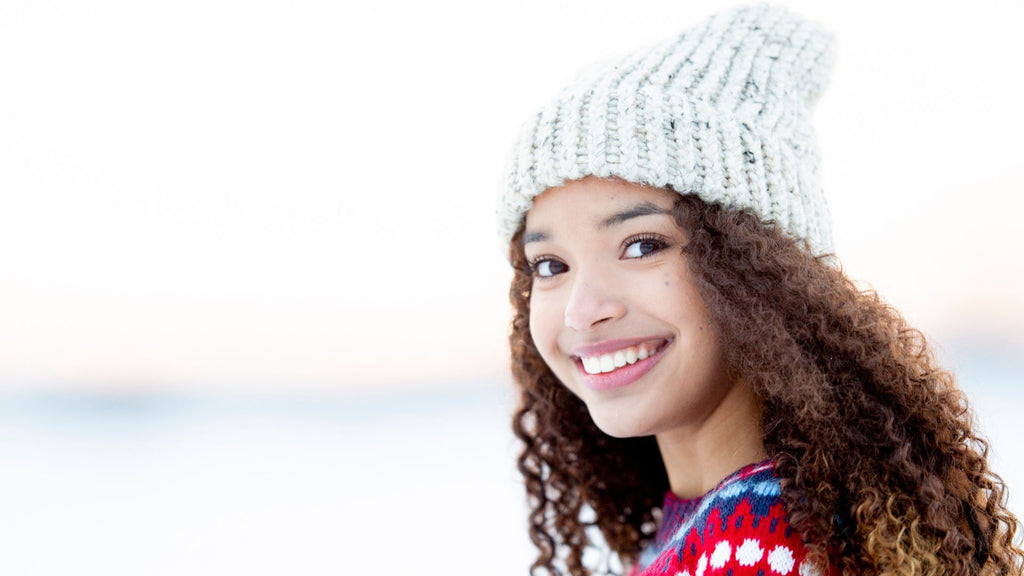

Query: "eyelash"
(621, 233), (671, 259)
(525, 233), (671, 279)
(526, 255), (564, 280)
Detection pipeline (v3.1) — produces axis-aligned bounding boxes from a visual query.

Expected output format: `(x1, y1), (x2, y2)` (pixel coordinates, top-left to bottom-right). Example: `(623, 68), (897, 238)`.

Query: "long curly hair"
(507, 192), (1024, 576)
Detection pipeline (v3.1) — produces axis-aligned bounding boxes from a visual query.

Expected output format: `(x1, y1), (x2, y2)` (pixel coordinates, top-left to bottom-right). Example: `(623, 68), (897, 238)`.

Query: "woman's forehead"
(524, 178), (677, 231)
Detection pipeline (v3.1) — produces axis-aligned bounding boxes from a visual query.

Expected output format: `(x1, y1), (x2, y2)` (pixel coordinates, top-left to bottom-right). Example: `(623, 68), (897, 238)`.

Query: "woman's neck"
(655, 380), (767, 499)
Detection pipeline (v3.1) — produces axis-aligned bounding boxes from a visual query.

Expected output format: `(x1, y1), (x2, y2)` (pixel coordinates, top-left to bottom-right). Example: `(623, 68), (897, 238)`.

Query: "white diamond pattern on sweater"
(736, 538), (764, 566)
(768, 545), (796, 574)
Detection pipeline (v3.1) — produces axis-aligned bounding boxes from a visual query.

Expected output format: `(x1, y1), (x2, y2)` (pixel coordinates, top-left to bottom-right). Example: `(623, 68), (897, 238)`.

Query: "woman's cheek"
(529, 292), (569, 374)
(528, 294), (555, 352)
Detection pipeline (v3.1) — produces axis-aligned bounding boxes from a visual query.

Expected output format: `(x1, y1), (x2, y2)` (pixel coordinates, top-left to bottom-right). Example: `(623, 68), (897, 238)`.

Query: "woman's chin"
(588, 410), (654, 439)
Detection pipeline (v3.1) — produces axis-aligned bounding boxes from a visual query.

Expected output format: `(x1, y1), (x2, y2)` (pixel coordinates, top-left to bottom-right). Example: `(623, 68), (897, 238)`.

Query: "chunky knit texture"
(501, 4), (835, 256)
(630, 461), (836, 576)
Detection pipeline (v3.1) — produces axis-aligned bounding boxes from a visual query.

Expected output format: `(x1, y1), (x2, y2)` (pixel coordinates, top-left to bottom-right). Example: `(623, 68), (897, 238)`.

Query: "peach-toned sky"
(0, 0), (1021, 393)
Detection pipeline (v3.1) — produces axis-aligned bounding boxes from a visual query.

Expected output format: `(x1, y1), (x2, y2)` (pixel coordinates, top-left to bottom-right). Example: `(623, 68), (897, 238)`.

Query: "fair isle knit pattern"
(500, 4), (835, 256)
(630, 461), (835, 576)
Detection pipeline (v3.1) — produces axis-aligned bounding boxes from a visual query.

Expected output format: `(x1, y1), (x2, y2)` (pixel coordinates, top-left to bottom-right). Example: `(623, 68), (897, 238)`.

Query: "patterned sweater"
(629, 460), (835, 576)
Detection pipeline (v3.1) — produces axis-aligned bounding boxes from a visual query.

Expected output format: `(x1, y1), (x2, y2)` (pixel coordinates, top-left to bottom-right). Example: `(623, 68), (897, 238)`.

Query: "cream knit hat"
(499, 4), (835, 256)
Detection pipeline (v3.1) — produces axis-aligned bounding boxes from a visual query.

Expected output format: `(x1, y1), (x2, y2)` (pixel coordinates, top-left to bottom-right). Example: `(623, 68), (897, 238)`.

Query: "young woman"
(498, 5), (1023, 576)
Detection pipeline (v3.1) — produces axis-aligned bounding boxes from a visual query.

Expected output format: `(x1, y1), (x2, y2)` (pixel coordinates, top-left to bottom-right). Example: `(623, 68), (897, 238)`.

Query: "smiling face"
(523, 177), (746, 441)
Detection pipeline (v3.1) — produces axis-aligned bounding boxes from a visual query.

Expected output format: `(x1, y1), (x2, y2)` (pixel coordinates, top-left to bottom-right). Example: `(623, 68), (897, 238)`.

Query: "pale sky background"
(1, 0), (1022, 394)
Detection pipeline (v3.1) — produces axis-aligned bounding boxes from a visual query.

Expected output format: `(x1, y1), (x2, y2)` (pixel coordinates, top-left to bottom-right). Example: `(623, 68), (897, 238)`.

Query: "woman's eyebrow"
(523, 202), (669, 245)
(522, 230), (549, 245)
(600, 202), (671, 228)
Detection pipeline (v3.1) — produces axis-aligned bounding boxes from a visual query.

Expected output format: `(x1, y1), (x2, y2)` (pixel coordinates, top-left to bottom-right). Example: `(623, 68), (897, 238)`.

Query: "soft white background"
(0, 1), (1021, 574)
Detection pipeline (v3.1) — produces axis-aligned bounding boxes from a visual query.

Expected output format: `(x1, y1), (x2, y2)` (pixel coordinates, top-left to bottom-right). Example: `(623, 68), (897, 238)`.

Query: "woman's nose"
(563, 271), (627, 332)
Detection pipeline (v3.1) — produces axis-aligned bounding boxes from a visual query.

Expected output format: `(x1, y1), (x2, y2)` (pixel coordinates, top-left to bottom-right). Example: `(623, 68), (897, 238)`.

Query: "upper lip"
(566, 336), (671, 358)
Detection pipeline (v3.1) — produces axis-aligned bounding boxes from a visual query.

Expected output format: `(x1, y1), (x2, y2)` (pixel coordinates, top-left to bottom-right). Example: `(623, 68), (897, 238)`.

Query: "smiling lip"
(570, 337), (672, 392)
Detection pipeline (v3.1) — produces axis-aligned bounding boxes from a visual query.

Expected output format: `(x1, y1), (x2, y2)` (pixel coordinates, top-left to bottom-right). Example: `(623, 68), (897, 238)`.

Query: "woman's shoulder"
(633, 461), (835, 576)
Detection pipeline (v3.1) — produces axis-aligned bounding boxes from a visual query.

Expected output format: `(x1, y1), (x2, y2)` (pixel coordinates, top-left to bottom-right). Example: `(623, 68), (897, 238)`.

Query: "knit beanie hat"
(499, 4), (835, 256)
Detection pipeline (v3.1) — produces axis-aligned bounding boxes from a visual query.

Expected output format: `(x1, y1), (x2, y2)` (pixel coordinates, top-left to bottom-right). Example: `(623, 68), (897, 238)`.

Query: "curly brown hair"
(507, 191), (1024, 576)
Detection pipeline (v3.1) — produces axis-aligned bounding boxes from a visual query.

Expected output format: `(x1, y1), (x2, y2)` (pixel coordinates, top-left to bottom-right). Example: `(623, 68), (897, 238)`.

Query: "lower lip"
(576, 341), (671, 392)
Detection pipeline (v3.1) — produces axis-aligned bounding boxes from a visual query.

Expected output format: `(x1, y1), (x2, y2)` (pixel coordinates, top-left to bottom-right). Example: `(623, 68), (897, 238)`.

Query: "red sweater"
(630, 461), (835, 576)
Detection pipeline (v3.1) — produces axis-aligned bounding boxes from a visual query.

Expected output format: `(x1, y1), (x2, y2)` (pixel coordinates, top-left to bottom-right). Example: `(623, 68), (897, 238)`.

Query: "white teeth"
(579, 342), (663, 375)
(625, 347), (638, 364)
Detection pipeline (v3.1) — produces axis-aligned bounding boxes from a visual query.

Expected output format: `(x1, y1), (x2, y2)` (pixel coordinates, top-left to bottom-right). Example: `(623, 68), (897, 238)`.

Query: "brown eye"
(534, 259), (568, 278)
(623, 237), (666, 259)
